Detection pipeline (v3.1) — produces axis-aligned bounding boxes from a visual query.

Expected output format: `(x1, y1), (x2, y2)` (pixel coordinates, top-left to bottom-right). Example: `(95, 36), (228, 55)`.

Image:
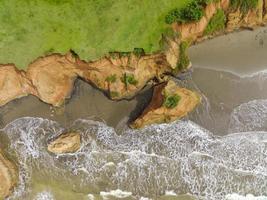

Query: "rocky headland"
(1, 0), (267, 198)
(1, 0), (267, 130)
(131, 80), (200, 128)
(0, 150), (18, 199)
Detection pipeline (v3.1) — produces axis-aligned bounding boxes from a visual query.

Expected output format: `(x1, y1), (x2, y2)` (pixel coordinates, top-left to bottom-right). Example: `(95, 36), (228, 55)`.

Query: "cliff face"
(0, 150), (18, 199)
(172, 0), (267, 43)
(77, 52), (172, 100)
(0, 51), (174, 107)
(0, 0), (266, 129)
(264, 0), (267, 20)
(173, 0), (229, 41)
(226, 0), (264, 31)
(0, 64), (36, 106)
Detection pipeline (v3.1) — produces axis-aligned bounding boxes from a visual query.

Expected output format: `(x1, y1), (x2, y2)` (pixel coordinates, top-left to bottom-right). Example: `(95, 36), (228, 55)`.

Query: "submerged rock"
(131, 80), (200, 128)
(0, 150), (18, 199)
(0, 64), (36, 106)
(47, 132), (81, 154)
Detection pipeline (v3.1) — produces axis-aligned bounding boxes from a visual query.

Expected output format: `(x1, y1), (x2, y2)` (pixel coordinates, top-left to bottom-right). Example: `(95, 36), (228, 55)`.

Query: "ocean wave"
(1, 117), (267, 200)
(229, 99), (267, 133)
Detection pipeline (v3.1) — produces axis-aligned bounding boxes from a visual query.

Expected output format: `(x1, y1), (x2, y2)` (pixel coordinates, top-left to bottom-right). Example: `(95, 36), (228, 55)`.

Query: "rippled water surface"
(1, 28), (267, 200)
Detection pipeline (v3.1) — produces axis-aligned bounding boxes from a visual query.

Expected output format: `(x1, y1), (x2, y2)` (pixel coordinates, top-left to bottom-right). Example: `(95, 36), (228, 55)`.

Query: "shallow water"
(1, 29), (267, 199)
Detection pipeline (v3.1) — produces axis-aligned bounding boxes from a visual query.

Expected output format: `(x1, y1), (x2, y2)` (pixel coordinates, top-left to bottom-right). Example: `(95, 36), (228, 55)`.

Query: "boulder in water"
(47, 132), (81, 154)
(0, 150), (18, 199)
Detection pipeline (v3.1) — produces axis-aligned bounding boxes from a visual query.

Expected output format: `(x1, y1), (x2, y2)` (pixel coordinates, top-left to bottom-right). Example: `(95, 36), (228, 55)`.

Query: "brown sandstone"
(0, 64), (36, 106)
(26, 52), (81, 106)
(0, 150), (18, 199)
(77, 52), (173, 100)
(47, 132), (81, 154)
(131, 80), (200, 128)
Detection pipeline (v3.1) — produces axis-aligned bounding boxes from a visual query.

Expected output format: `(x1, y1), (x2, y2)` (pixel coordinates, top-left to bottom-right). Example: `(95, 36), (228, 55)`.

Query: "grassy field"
(0, 0), (190, 69)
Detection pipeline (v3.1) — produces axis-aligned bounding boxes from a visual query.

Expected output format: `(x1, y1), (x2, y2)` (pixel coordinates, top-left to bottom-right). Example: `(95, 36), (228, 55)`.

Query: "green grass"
(0, 0), (191, 69)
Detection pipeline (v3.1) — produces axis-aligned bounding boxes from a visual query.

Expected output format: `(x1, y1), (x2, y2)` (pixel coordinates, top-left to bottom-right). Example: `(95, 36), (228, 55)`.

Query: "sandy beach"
(189, 26), (267, 77)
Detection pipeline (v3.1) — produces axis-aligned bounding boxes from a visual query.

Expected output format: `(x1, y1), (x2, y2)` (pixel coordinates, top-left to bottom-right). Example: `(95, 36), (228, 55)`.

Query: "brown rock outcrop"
(264, 0), (267, 21)
(0, 64), (36, 106)
(27, 52), (80, 106)
(0, 150), (18, 199)
(131, 80), (200, 128)
(162, 36), (181, 69)
(47, 132), (81, 154)
(0, 50), (176, 107)
(77, 52), (172, 100)
(173, 1), (228, 41)
(226, 0), (264, 31)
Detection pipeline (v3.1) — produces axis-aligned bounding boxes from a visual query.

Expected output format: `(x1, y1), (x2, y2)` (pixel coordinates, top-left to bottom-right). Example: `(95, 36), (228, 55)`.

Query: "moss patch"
(121, 74), (138, 89)
(230, 0), (259, 14)
(204, 9), (226, 35)
(105, 74), (117, 83)
(163, 94), (181, 109)
(176, 41), (190, 72)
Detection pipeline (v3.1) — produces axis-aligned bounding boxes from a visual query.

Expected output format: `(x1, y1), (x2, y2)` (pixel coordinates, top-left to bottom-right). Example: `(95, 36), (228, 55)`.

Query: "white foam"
(87, 194), (95, 200)
(2, 117), (267, 200)
(139, 197), (152, 200)
(100, 189), (132, 199)
(225, 194), (267, 200)
(34, 191), (54, 200)
(165, 190), (177, 196)
(229, 99), (267, 133)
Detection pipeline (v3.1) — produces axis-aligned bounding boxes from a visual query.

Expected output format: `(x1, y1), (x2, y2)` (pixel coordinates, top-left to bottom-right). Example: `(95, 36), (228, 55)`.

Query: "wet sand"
(0, 79), (153, 131)
(189, 26), (267, 76)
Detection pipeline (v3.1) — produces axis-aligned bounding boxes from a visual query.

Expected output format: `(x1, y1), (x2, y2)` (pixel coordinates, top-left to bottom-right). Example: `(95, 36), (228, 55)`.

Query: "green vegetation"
(133, 48), (145, 57)
(105, 74), (117, 83)
(204, 9), (226, 35)
(230, 0), (259, 13)
(0, 0), (191, 69)
(121, 74), (138, 88)
(163, 94), (181, 109)
(110, 91), (119, 98)
(176, 41), (190, 71)
(165, 0), (222, 24)
(165, 1), (204, 24)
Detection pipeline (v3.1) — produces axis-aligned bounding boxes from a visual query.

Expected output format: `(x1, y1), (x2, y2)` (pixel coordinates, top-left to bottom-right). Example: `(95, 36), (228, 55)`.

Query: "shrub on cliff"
(165, 1), (204, 24)
(164, 94), (181, 109)
(121, 74), (138, 89)
(176, 41), (190, 71)
(105, 74), (117, 83)
(230, 0), (259, 13)
(133, 48), (145, 57)
(204, 9), (226, 35)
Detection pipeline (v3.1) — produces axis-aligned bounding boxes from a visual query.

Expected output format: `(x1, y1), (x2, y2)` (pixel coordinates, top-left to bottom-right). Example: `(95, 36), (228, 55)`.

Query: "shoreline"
(189, 26), (267, 77)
